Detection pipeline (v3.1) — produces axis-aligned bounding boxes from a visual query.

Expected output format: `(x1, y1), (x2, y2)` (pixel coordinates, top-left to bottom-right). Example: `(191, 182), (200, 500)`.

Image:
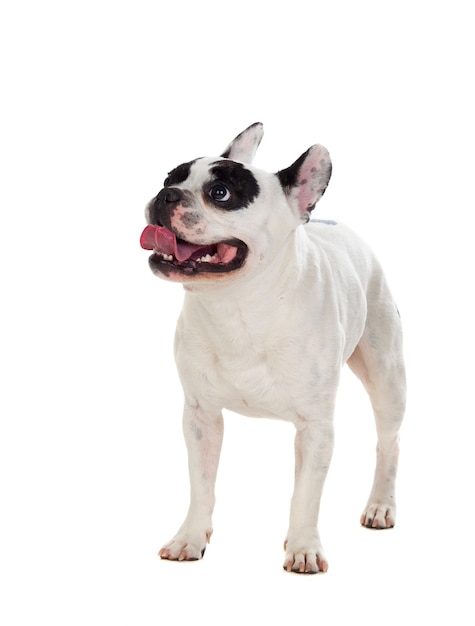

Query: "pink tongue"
(140, 225), (204, 262)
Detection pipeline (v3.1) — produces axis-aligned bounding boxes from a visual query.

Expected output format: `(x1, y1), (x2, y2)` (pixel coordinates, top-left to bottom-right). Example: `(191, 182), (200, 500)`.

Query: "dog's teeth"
(155, 248), (220, 264)
(197, 253), (218, 263)
(154, 249), (174, 261)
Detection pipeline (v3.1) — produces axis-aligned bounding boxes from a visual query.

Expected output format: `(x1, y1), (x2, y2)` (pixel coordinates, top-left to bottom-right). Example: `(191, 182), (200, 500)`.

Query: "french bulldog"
(140, 122), (406, 573)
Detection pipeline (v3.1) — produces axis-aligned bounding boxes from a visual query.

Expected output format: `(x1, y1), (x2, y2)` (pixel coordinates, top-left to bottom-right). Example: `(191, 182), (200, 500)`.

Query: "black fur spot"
(180, 212), (201, 228)
(164, 159), (197, 187)
(276, 148), (312, 190)
(205, 160), (260, 211)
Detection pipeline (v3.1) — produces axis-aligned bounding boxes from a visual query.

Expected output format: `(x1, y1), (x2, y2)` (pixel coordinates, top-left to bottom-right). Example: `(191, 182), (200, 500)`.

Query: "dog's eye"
(209, 184), (231, 202)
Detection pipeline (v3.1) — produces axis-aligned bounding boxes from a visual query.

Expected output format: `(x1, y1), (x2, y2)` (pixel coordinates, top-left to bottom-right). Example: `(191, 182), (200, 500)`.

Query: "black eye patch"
(163, 159), (197, 187)
(205, 160), (260, 211)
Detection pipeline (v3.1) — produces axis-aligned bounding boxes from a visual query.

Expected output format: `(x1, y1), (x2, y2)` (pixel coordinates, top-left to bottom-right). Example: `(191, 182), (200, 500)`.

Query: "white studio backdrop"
(1, 1), (474, 624)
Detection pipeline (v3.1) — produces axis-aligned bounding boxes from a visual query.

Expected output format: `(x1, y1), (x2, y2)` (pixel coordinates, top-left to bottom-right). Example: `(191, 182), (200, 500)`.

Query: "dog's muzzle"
(147, 187), (187, 230)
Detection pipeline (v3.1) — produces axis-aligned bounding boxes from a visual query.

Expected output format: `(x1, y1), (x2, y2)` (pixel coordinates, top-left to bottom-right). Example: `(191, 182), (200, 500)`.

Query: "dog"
(140, 123), (406, 573)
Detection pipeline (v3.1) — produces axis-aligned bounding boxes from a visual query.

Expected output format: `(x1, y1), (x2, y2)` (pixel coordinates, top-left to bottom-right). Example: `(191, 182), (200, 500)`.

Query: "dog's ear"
(221, 122), (264, 163)
(277, 145), (332, 221)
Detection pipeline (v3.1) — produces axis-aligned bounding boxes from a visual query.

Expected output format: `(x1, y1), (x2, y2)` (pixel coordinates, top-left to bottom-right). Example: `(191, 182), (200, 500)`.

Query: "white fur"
(151, 124), (406, 573)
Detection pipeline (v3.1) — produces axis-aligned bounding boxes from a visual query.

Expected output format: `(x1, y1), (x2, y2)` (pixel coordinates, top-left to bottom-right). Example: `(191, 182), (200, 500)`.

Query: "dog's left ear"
(221, 122), (264, 163)
(277, 145), (332, 221)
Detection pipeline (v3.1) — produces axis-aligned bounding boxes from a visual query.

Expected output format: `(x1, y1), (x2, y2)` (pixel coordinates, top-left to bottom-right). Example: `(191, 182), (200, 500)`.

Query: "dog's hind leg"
(348, 288), (406, 529)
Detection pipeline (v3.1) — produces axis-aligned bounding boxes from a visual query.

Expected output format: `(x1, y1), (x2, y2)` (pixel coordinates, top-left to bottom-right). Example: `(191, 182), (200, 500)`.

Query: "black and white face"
(139, 123), (332, 285)
(141, 156), (274, 283)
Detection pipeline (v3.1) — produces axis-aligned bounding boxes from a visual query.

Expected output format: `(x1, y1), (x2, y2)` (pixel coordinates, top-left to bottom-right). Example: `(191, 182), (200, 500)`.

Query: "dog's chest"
(204, 340), (297, 418)
(175, 306), (326, 420)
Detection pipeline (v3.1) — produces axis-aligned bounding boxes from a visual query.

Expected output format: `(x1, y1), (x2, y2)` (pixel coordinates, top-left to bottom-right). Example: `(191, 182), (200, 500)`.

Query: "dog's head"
(140, 123), (332, 284)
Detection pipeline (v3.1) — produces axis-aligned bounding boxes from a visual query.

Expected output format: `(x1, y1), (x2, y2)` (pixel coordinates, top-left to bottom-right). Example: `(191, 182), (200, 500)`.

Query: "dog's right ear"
(221, 122), (264, 163)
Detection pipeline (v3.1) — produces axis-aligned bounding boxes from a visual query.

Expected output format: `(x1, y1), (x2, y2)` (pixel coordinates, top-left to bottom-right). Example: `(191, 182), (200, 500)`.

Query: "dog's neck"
(182, 225), (319, 314)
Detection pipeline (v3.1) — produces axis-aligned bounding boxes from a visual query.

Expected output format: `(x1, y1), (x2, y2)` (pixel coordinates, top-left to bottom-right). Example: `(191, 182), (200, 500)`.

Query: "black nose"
(148, 187), (184, 228)
(162, 187), (182, 203)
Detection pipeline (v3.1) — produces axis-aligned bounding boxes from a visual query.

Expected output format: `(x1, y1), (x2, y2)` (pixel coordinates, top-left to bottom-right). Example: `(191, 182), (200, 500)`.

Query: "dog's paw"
(360, 503), (395, 529)
(159, 528), (212, 562)
(283, 539), (328, 574)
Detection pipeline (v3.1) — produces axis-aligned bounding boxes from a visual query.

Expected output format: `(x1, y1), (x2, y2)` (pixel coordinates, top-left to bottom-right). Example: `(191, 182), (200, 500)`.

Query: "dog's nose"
(162, 187), (182, 203)
(148, 187), (184, 228)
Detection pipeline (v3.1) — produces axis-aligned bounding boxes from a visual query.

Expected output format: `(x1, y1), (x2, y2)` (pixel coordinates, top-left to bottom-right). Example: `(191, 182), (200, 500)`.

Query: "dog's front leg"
(159, 405), (224, 561)
(284, 419), (334, 574)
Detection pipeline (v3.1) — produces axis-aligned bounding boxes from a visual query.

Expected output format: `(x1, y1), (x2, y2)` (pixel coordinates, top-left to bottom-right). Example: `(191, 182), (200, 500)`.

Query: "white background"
(1, 0), (474, 623)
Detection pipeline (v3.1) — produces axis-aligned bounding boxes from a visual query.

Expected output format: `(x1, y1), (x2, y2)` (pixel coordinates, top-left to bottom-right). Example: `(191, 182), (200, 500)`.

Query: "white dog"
(140, 123), (406, 573)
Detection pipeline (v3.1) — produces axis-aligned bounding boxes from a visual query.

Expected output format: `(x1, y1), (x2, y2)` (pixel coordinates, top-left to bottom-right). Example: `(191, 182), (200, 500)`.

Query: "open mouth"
(140, 224), (248, 275)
